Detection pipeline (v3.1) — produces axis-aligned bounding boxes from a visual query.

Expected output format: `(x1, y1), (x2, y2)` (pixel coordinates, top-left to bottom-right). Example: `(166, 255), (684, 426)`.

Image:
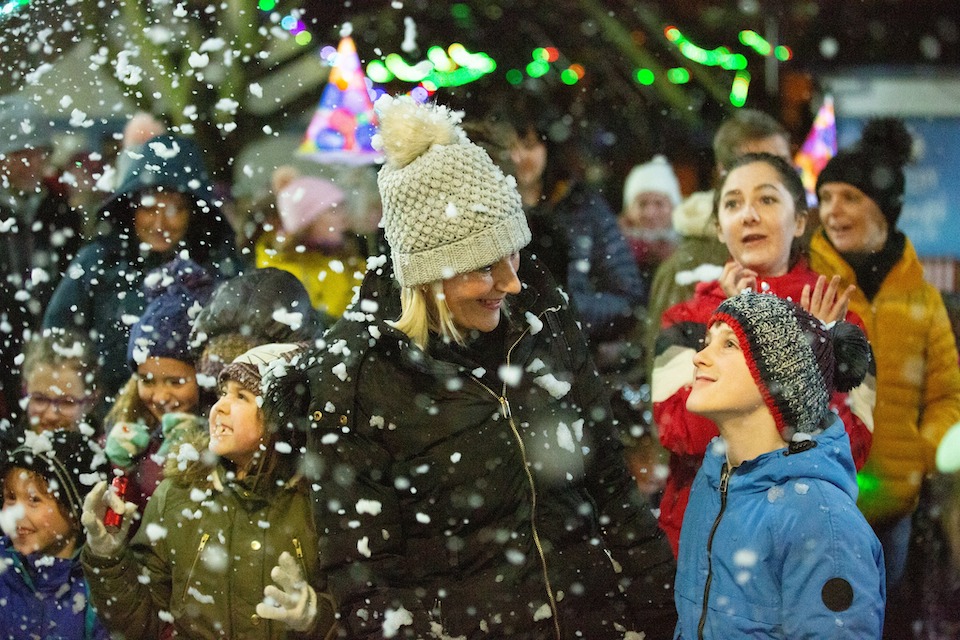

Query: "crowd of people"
(0, 87), (958, 640)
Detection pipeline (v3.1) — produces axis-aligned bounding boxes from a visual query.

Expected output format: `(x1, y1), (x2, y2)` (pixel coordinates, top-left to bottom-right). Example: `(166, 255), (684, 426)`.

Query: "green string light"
(730, 70), (750, 107)
(665, 24), (794, 105)
(560, 68), (579, 85)
(667, 67), (691, 84)
(664, 26), (747, 71)
(635, 68), (655, 85)
(374, 44), (496, 88)
(739, 30), (772, 56)
(526, 59), (550, 78)
(366, 60), (393, 83)
(505, 69), (524, 85)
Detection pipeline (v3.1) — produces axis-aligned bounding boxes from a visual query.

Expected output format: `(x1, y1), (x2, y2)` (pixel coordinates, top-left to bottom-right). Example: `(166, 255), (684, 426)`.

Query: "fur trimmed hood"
(672, 190), (716, 238)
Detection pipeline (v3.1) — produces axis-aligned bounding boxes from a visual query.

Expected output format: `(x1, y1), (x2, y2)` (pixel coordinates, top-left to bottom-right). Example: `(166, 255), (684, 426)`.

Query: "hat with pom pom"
(709, 291), (871, 435)
(816, 118), (913, 226)
(622, 154), (683, 210)
(374, 95), (531, 287)
(127, 257), (215, 371)
(276, 176), (346, 237)
(2, 430), (109, 528)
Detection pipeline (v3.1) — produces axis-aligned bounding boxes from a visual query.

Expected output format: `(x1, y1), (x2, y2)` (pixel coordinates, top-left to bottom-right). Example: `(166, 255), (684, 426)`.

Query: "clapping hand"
(800, 274), (855, 325)
(719, 260), (759, 298)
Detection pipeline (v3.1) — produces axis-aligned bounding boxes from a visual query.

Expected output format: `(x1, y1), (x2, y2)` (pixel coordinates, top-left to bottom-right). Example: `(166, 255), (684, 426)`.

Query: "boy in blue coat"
(0, 429), (110, 639)
(674, 291), (885, 639)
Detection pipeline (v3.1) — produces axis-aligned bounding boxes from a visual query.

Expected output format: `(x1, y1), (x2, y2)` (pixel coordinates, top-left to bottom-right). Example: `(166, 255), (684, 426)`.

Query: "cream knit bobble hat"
(374, 95), (531, 287)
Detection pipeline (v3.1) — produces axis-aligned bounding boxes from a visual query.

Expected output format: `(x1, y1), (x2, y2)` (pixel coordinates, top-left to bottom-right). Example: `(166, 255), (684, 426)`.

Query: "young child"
(255, 168), (366, 321)
(674, 291), (884, 638)
(81, 343), (336, 639)
(17, 329), (99, 438)
(1, 429), (110, 639)
(102, 257), (213, 515)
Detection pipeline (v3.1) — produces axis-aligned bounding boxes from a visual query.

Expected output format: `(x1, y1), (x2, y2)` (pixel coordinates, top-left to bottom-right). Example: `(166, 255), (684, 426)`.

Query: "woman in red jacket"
(650, 152), (876, 556)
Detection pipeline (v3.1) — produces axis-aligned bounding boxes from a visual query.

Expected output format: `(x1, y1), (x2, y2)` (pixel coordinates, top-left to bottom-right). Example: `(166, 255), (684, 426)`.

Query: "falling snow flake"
(534, 373), (571, 399)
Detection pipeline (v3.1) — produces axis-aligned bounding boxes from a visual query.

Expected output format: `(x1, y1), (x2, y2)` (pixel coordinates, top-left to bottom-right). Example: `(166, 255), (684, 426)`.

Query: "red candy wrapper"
(103, 476), (129, 528)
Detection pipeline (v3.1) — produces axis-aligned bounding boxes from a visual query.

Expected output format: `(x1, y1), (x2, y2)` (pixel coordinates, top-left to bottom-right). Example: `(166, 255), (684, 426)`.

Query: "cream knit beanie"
(374, 95), (531, 287)
(622, 154), (682, 210)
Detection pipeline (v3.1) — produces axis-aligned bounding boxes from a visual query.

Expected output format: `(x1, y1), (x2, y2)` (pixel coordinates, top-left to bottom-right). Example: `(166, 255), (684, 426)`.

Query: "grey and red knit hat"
(374, 94), (531, 287)
(709, 291), (871, 435)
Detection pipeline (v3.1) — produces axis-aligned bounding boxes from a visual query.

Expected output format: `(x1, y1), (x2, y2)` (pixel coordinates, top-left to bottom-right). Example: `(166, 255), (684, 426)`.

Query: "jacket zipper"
(182, 532), (210, 602)
(697, 463), (730, 640)
(469, 310), (562, 640)
(293, 537), (307, 578)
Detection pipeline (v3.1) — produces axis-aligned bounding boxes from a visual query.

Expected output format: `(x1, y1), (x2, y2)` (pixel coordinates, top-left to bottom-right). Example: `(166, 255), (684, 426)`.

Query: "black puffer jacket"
(279, 254), (676, 639)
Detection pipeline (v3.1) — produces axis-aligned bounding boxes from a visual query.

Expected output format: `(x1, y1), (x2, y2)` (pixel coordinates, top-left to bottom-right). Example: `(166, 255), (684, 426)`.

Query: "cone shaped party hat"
(299, 35), (381, 165)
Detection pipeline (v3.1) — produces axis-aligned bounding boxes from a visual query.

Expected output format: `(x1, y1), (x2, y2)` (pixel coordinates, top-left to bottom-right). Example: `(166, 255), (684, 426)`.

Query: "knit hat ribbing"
(3, 430), (108, 526)
(710, 291), (870, 435)
(374, 95), (531, 287)
(218, 343), (302, 396)
(127, 257), (215, 371)
(816, 118), (913, 227)
(622, 154), (683, 210)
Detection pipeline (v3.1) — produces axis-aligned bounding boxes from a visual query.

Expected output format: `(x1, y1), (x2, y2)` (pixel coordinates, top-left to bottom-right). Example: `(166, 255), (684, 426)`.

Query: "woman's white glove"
(80, 480), (138, 559)
(256, 551), (318, 632)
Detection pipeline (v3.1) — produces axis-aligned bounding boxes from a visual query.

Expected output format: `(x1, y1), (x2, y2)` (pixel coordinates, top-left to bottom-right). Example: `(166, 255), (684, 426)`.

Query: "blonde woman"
(275, 96), (677, 639)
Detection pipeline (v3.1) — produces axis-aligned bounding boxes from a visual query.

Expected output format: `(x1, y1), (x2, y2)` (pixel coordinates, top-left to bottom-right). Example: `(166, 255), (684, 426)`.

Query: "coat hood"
(96, 134), (235, 259)
(701, 415), (859, 502)
(190, 267), (326, 352)
(672, 189), (716, 238)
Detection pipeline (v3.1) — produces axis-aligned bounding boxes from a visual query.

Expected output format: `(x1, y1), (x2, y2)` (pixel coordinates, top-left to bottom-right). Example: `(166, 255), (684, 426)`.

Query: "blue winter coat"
(0, 537), (109, 640)
(674, 418), (885, 639)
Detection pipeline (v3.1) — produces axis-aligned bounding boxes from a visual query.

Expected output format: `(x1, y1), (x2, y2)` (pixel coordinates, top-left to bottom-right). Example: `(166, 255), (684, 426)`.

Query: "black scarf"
(838, 230), (906, 301)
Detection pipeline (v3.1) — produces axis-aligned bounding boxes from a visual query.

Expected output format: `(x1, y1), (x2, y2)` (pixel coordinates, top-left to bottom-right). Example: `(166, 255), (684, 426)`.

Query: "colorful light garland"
(635, 25), (794, 106)
(256, 1), (312, 46)
(364, 43), (496, 90)
(505, 46), (585, 86)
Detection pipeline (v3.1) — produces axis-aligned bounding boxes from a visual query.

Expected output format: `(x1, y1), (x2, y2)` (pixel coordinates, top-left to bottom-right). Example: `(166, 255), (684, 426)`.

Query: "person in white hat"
(619, 154), (682, 286)
(275, 95), (677, 639)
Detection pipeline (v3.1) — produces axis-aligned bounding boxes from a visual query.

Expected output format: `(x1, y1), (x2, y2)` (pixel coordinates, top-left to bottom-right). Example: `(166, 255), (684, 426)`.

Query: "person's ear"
(794, 210), (808, 239)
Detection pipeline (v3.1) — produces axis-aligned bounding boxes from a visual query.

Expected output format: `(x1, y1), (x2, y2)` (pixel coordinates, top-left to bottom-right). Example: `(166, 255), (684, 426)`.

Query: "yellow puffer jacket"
(810, 229), (960, 523)
(255, 232), (365, 319)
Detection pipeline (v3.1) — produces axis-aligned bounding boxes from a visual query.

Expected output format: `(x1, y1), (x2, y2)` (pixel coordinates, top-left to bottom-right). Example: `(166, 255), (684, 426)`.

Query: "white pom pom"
(374, 95), (462, 169)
